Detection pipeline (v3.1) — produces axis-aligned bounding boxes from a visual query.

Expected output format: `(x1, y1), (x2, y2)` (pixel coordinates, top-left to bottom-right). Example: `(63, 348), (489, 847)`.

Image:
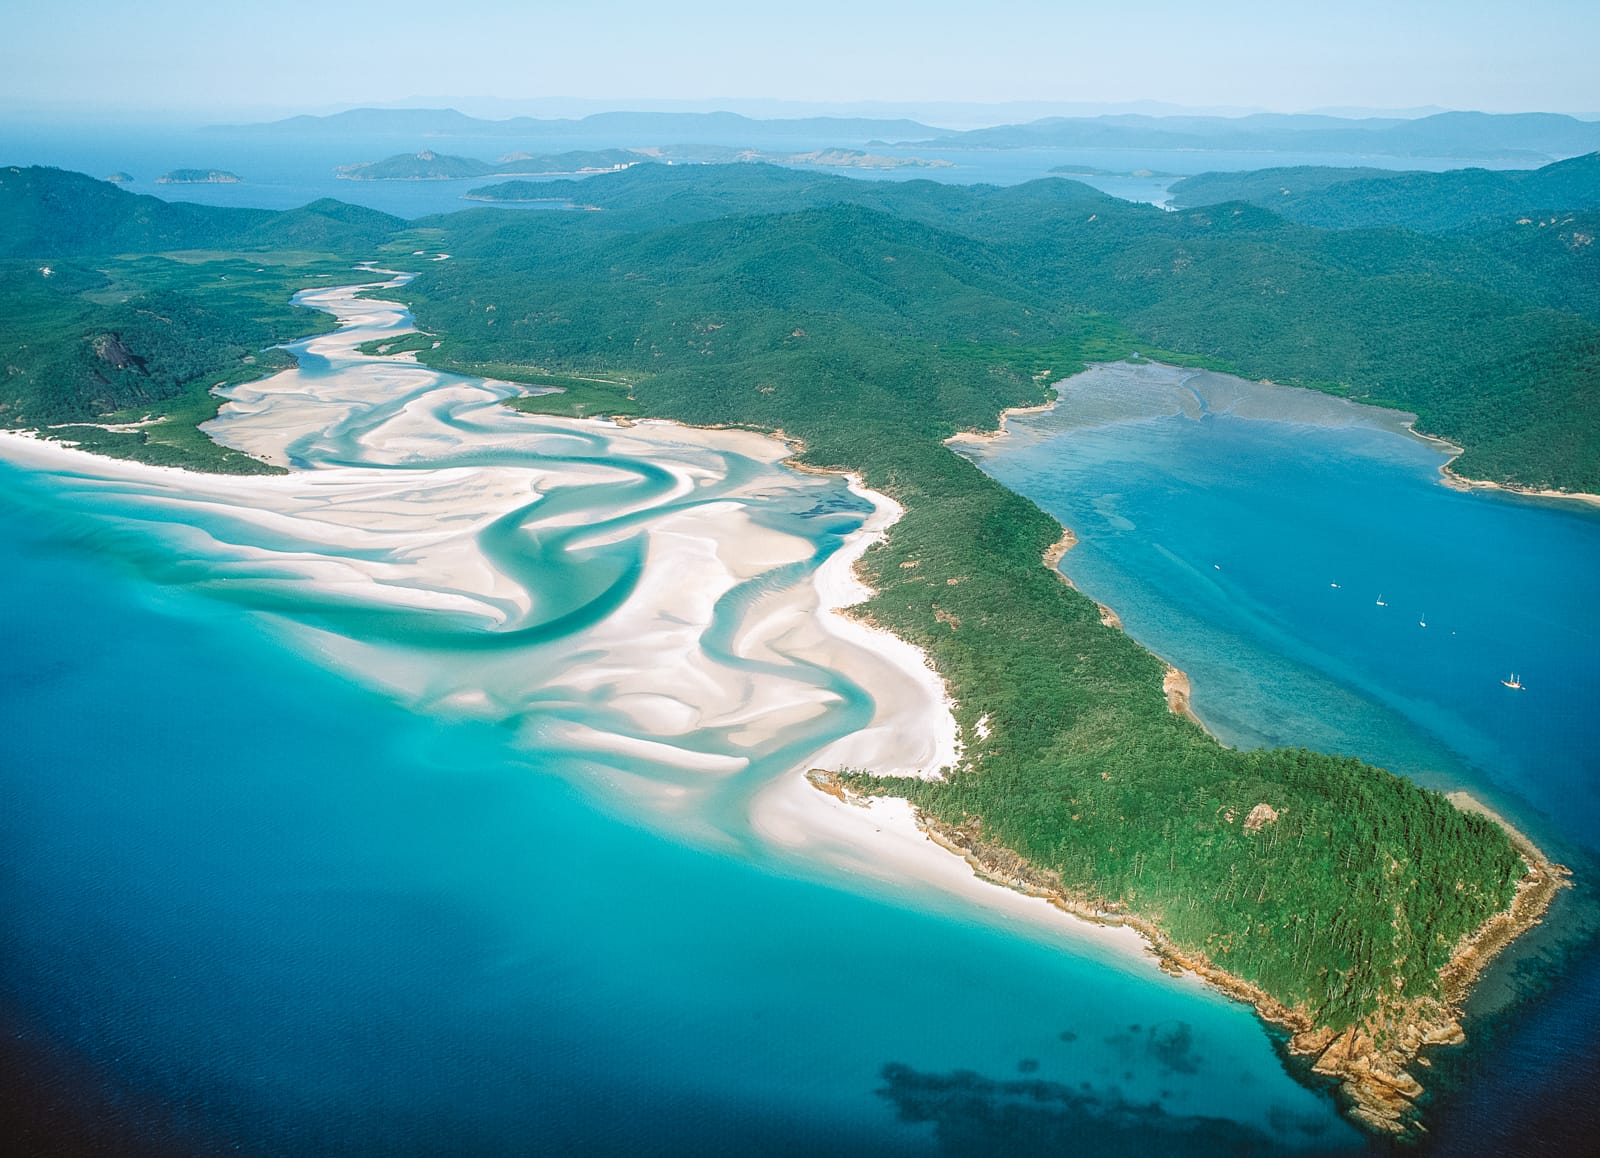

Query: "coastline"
(804, 770), (1568, 1136)
(8, 280), (1577, 1139)
(927, 358), (1575, 1133)
(956, 359), (1600, 511)
(1439, 463), (1600, 509)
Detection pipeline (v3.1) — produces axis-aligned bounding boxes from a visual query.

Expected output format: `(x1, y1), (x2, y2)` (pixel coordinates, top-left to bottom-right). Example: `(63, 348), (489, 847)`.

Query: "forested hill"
(406, 163), (1600, 493)
(0, 168), (403, 470)
(1168, 152), (1600, 231)
(4, 162), (1598, 490)
(0, 167), (405, 257)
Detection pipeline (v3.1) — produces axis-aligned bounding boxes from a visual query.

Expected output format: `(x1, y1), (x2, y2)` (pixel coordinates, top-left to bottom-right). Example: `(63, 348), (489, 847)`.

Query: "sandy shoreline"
(1439, 463), (1600, 509)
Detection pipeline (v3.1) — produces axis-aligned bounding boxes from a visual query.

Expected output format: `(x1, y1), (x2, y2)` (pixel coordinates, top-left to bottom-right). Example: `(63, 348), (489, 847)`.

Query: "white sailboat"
(1375, 593), (1387, 607)
(1502, 672), (1524, 690)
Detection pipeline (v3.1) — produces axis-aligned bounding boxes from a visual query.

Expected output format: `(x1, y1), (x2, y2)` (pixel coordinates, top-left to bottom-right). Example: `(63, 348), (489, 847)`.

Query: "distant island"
(156, 169), (242, 184)
(105, 171), (134, 184)
(345, 146), (951, 183)
(337, 148), (643, 181)
(207, 106), (938, 143)
(784, 148), (952, 170)
(904, 110), (1600, 162)
(1048, 165), (1179, 179)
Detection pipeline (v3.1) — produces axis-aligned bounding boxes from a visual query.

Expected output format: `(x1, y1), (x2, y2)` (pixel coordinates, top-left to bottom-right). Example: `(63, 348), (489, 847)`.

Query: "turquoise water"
(955, 362), (1600, 1151)
(0, 302), (1365, 1153)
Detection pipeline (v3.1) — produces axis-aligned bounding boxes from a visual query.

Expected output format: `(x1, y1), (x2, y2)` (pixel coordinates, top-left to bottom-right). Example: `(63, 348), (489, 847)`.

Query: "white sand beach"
(0, 276), (1164, 966)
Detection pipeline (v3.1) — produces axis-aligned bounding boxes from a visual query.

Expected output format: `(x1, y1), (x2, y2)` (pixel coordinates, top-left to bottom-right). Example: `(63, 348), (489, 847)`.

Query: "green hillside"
(0, 169), (403, 470)
(1169, 152), (1600, 231)
(408, 165), (1600, 492)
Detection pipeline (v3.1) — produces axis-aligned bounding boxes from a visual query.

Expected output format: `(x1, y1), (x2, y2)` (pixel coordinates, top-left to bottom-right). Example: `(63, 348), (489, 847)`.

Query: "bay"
(954, 361), (1600, 1151)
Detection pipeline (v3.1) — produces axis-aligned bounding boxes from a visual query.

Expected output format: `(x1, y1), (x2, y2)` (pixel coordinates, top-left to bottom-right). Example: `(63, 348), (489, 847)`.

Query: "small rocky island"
(157, 169), (242, 184)
(105, 171), (135, 184)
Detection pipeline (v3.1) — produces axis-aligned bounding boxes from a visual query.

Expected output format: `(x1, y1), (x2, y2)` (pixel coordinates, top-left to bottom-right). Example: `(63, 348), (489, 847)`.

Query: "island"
(340, 146), (952, 182)
(1048, 165), (1179, 178)
(782, 148), (953, 169)
(156, 168), (242, 184)
(336, 149), (495, 180)
(105, 170), (134, 184)
(1, 161), (1588, 1138)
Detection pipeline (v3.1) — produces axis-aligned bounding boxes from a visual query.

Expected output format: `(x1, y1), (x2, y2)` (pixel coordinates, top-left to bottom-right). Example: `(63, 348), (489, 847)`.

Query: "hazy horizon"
(4, 0), (1597, 123)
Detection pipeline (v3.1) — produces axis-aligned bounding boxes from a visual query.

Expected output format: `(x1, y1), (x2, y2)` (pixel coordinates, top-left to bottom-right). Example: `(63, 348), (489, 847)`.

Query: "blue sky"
(3, 0), (1596, 119)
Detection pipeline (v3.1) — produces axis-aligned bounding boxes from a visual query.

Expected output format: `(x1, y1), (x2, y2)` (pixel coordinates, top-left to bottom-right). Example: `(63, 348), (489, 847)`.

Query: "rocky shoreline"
(810, 768), (1567, 1137)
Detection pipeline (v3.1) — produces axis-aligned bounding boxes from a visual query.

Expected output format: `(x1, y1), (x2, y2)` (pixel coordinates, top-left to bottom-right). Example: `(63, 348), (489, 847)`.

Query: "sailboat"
(1502, 673), (1524, 690)
(1419, 613), (1427, 627)
(1375, 593), (1387, 607)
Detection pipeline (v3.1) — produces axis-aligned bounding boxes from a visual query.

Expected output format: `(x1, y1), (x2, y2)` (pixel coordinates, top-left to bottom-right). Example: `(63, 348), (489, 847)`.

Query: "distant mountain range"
(211, 107), (1600, 164)
(211, 108), (938, 143)
(339, 147), (952, 182)
(905, 111), (1600, 162)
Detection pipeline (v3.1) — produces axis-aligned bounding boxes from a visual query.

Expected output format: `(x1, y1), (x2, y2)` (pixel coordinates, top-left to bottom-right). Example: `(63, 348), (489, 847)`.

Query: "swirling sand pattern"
(0, 270), (958, 843)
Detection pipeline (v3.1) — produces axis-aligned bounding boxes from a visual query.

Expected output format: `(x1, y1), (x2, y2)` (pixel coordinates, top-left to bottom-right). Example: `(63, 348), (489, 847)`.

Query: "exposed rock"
(1244, 803), (1281, 833)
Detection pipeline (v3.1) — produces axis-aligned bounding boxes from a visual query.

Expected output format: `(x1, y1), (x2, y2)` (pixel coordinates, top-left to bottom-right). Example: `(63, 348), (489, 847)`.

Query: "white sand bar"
(0, 272), (1154, 962)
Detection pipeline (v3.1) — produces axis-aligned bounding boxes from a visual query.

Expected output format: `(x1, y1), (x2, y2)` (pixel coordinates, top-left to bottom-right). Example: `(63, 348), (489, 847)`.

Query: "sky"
(2, 0), (1596, 122)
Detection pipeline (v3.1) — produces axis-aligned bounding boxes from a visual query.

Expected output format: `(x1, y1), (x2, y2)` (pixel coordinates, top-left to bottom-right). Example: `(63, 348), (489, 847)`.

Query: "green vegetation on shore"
(392, 162), (1600, 491)
(0, 168), (403, 472)
(1168, 152), (1600, 232)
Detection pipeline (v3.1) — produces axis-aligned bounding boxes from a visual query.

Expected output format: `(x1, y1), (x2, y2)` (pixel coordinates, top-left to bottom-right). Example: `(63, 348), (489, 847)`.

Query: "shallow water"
(955, 361), (1600, 1150)
(0, 290), (1364, 1153)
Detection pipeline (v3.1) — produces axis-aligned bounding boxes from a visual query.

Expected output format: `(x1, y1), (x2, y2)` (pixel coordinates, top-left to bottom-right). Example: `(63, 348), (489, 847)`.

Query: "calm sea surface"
(0, 122), (1544, 215)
